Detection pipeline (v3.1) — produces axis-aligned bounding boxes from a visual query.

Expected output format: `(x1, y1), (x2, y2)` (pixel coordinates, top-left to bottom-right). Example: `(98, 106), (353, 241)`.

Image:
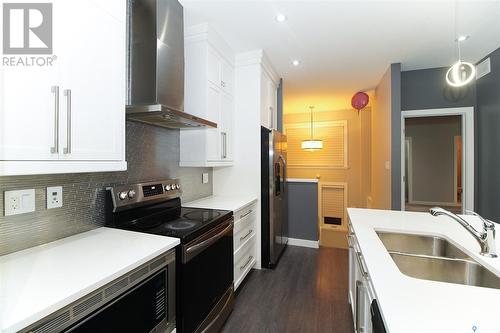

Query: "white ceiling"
(181, 0), (500, 111)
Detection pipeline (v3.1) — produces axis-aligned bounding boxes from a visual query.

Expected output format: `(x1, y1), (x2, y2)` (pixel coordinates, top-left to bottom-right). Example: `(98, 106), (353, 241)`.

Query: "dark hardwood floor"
(221, 246), (354, 333)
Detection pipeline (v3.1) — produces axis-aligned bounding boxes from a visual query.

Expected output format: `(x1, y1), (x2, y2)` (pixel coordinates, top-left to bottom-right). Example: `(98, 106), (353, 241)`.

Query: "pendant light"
(301, 106), (323, 151)
(446, 1), (476, 87)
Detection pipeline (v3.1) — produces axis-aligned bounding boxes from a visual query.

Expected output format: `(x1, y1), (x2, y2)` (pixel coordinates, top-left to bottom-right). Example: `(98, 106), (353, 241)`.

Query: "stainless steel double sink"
(377, 231), (500, 289)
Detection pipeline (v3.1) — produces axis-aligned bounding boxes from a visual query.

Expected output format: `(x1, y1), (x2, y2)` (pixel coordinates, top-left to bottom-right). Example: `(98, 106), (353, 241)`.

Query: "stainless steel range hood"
(126, 0), (216, 129)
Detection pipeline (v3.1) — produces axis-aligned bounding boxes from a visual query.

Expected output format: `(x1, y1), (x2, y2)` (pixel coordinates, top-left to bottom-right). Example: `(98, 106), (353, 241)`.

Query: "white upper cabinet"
(261, 69), (278, 130)
(221, 60), (234, 96)
(58, 0), (125, 161)
(207, 46), (234, 96)
(180, 24), (235, 167)
(0, 0), (126, 175)
(205, 83), (222, 161)
(221, 93), (234, 161)
(0, 55), (60, 161)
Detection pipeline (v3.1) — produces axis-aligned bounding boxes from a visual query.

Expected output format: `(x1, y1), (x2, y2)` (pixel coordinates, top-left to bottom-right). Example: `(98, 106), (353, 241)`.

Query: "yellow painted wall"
(284, 108), (372, 209)
(370, 67), (392, 209)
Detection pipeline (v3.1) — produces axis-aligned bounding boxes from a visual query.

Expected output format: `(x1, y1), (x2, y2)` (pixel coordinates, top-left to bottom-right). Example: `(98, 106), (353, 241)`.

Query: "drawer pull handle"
(240, 256), (254, 271)
(240, 229), (253, 241)
(240, 210), (252, 219)
(355, 252), (369, 278)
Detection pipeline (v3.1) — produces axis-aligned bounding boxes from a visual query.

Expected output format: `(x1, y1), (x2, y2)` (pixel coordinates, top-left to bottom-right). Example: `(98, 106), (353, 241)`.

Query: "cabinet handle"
(356, 252), (369, 278)
(240, 210), (252, 219)
(224, 132), (227, 158)
(240, 256), (254, 271)
(347, 235), (354, 249)
(50, 86), (59, 154)
(355, 280), (362, 331)
(63, 89), (72, 154)
(221, 132), (225, 159)
(221, 132), (227, 159)
(240, 229), (253, 242)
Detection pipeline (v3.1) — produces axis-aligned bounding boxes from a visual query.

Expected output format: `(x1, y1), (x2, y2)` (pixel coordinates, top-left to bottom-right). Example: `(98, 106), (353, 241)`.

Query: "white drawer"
(234, 233), (255, 290)
(233, 213), (256, 252)
(233, 201), (257, 224)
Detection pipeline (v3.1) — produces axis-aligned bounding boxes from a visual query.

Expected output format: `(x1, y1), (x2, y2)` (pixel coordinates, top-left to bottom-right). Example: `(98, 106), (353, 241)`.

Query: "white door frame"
(453, 135), (461, 205)
(405, 137), (414, 204)
(401, 107), (474, 213)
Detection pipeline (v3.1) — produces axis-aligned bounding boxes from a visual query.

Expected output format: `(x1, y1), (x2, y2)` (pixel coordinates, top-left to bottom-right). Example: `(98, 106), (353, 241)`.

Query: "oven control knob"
(118, 191), (128, 200)
(164, 184), (171, 191)
(176, 184), (181, 189)
(128, 190), (136, 199)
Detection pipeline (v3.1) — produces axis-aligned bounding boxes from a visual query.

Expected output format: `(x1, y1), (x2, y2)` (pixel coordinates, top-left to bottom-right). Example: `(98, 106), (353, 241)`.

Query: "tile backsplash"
(0, 122), (212, 256)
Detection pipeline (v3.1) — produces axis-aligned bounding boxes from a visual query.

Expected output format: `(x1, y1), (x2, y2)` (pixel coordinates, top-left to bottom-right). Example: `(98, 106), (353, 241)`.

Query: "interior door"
(58, 0), (125, 161)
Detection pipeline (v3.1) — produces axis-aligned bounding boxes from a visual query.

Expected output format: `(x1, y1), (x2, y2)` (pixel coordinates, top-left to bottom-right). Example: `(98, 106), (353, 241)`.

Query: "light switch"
(4, 189), (36, 216)
(202, 173), (209, 184)
(47, 186), (63, 209)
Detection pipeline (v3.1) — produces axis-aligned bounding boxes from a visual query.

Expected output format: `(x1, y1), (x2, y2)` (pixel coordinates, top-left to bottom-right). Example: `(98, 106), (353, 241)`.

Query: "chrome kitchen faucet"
(429, 207), (498, 258)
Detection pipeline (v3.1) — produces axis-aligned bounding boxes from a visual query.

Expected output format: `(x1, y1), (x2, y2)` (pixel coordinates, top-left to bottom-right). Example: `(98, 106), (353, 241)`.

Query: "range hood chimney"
(126, 0), (216, 129)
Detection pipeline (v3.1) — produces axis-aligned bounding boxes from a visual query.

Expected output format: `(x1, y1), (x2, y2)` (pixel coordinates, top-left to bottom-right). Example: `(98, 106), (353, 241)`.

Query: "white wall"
(371, 66), (393, 209)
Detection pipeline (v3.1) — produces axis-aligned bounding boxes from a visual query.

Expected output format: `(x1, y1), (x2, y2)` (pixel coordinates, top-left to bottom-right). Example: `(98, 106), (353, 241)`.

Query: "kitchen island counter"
(348, 208), (500, 333)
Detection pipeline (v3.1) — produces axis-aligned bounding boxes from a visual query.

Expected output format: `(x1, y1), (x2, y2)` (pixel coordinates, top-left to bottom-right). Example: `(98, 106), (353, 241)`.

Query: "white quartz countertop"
(0, 227), (180, 333)
(183, 195), (257, 212)
(347, 208), (500, 333)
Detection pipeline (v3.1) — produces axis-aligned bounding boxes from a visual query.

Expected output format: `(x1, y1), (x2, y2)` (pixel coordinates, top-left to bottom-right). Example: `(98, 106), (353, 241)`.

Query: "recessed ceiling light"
(275, 14), (287, 22)
(292, 60), (300, 66)
(457, 35), (470, 42)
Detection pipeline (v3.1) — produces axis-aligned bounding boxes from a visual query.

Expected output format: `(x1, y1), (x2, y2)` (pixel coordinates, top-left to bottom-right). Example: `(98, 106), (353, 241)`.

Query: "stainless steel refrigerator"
(261, 127), (288, 268)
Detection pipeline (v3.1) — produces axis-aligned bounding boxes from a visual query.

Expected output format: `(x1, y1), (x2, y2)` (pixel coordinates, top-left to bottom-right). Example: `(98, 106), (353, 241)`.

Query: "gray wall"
(476, 47), (500, 221)
(405, 116), (461, 204)
(287, 182), (318, 241)
(401, 67), (476, 111)
(390, 66), (476, 211)
(391, 63), (402, 210)
(0, 122), (212, 256)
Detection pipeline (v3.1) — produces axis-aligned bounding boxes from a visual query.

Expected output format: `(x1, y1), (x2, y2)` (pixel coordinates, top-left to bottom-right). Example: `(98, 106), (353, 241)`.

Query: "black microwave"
(21, 250), (176, 333)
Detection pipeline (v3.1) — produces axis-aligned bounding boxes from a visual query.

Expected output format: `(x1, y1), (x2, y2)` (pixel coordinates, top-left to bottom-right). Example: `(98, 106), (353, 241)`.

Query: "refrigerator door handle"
(278, 155), (286, 195)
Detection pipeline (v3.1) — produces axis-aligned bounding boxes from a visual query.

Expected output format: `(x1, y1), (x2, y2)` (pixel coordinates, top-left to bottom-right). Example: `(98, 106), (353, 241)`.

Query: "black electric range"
(105, 180), (234, 333)
(107, 195), (231, 243)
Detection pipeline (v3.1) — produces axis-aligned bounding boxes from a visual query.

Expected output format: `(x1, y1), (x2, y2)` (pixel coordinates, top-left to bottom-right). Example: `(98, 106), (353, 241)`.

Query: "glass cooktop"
(122, 206), (231, 243)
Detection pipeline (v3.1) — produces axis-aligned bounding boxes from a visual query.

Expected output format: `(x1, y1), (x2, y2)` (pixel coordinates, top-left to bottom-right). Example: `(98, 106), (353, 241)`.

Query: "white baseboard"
(288, 238), (319, 249)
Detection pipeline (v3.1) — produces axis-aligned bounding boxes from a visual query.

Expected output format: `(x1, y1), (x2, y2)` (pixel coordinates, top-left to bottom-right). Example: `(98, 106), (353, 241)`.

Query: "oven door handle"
(183, 220), (233, 263)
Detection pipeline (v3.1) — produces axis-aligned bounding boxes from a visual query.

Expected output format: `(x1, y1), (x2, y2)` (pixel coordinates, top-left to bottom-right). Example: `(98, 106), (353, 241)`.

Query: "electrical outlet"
(4, 189), (36, 216)
(202, 173), (209, 184)
(47, 186), (63, 209)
